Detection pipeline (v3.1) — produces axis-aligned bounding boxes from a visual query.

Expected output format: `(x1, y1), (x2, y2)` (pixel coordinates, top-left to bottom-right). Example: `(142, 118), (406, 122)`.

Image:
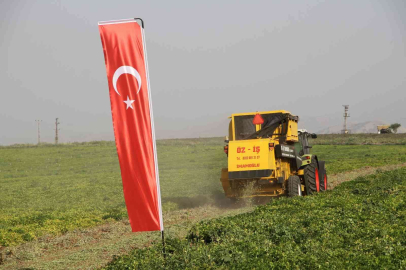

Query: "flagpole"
(136, 17), (166, 260)
(161, 231), (166, 259)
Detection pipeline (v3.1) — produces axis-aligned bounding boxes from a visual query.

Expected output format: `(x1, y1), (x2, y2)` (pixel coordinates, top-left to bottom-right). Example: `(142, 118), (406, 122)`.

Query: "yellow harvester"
(220, 110), (327, 198)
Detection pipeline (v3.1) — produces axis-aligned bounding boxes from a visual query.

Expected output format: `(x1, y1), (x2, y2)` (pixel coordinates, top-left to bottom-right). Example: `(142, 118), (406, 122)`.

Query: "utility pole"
(55, 118), (60, 144)
(342, 105), (350, 134)
(35, 120), (42, 144)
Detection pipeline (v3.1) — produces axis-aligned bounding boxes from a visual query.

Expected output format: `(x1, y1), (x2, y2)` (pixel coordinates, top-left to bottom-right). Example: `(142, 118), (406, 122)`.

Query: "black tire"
(304, 158), (320, 195)
(287, 175), (302, 197)
(318, 161), (328, 191)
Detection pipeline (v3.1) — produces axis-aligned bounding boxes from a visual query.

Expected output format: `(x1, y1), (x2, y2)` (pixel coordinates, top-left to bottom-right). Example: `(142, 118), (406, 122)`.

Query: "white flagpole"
(137, 18), (166, 258)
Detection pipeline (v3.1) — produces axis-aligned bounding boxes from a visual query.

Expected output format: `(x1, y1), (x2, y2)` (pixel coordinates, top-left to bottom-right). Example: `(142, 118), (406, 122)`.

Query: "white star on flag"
(123, 96), (135, 110)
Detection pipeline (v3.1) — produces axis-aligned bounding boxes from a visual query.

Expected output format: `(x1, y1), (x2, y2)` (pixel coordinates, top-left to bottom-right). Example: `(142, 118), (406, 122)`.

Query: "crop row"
(104, 167), (406, 269)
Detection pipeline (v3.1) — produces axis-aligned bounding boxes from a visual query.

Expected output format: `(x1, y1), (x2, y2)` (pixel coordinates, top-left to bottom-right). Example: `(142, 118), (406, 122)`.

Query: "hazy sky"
(1, 0), (405, 145)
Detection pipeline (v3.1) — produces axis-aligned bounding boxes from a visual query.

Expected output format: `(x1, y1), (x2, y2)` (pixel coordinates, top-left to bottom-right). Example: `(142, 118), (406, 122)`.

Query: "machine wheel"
(287, 175), (302, 197)
(304, 158), (320, 195)
(318, 161), (328, 191)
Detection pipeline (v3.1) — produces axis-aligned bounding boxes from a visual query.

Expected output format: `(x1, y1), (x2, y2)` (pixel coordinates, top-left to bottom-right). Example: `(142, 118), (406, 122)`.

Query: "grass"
(315, 144), (406, 174)
(103, 167), (406, 269)
(0, 138), (226, 247)
(0, 137), (406, 247)
(0, 206), (254, 270)
(309, 133), (406, 145)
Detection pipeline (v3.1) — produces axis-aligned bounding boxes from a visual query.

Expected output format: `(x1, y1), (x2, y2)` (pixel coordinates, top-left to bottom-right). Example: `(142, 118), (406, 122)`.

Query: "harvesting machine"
(220, 110), (327, 198)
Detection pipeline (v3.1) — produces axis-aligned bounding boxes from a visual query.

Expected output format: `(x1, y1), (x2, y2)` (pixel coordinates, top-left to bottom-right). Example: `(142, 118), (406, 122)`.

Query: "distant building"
(377, 125), (391, 134)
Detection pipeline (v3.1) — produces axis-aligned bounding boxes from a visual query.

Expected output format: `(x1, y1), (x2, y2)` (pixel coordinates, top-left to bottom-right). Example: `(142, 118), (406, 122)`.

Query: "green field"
(1, 137), (406, 248)
(104, 167), (406, 269)
(310, 133), (406, 145)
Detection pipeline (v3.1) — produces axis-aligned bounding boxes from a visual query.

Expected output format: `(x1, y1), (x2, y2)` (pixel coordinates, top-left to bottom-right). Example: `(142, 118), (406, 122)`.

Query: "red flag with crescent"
(98, 19), (163, 232)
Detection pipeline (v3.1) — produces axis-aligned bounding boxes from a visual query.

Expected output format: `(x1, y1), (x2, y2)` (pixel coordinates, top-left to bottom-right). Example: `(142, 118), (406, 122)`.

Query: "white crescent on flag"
(112, 66), (142, 96)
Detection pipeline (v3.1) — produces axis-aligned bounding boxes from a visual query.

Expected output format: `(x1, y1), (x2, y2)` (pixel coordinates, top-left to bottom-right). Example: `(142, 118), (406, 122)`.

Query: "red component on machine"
(252, 113), (264, 125)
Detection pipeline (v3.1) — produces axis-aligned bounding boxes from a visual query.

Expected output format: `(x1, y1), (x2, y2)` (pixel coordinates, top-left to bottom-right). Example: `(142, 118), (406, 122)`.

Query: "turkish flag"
(98, 19), (163, 232)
